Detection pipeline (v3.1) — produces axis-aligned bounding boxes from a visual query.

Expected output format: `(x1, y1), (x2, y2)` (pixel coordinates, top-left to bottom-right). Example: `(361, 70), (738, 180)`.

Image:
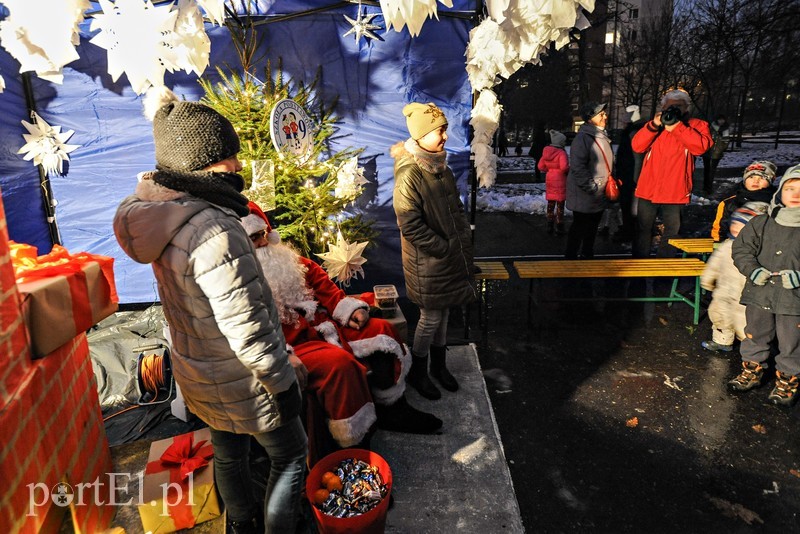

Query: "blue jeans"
(210, 417), (307, 533)
(413, 307), (450, 358)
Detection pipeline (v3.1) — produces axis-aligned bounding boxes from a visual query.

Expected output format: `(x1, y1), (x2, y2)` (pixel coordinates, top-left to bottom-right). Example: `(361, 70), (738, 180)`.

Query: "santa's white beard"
(255, 243), (316, 325)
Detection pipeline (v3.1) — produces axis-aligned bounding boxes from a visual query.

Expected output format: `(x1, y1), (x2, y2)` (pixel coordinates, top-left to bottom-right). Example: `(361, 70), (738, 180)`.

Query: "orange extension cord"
(102, 353), (166, 422)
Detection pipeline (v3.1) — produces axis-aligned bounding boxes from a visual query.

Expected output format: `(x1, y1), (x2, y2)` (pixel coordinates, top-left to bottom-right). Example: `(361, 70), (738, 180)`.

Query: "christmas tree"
(199, 16), (375, 257)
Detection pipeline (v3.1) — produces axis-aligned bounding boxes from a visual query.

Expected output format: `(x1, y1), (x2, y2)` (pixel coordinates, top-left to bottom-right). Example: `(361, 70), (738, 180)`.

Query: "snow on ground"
(478, 134), (800, 215)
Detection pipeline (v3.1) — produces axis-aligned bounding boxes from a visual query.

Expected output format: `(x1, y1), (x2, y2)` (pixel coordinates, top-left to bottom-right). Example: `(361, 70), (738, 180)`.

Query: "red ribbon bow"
(157, 433), (214, 482)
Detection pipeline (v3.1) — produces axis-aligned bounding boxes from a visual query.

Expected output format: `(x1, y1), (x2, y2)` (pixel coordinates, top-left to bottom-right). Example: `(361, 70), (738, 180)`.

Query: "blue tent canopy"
(0, 1), (477, 303)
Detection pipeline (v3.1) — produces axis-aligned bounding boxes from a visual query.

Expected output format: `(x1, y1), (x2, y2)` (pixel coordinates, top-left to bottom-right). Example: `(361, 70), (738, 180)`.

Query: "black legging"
(565, 211), (604, 259)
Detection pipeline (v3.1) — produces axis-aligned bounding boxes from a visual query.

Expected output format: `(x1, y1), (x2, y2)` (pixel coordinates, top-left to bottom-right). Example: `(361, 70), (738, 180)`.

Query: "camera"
(660, 105), (683, 126)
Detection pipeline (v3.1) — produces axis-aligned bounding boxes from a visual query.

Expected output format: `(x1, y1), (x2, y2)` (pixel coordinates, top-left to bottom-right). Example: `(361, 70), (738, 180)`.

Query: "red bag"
(594, 139), (620, 201)
(605, 174), (620, 201)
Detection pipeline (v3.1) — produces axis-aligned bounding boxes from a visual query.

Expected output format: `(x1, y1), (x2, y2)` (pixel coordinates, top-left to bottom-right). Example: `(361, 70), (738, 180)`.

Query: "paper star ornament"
(89, 0), (179, 94)
(0, 75), (5, 94)
(317, 232), (369, 286)
(18, 112), (81, 176)
(163, 0), (211, 77)
(0, 0), (89, 83)
(343, 8), (383, 42)
(334, 157), (369, 200)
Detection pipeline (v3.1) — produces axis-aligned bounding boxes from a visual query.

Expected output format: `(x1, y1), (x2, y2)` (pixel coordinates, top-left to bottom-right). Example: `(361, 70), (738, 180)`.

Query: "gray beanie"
(144, 86), (240, 172)
(548, 129), (566, 148)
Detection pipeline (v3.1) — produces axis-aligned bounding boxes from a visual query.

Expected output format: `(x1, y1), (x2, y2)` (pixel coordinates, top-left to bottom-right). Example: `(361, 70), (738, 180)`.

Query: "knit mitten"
(780, 270), (800, 289)
(750, 267), (772, 286)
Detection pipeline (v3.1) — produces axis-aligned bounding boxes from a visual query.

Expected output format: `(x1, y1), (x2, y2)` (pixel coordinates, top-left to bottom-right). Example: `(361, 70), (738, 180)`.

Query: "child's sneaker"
(701, 340), (733, 353)
(728, 361), (764, 391)
(767, 371), (799, 406)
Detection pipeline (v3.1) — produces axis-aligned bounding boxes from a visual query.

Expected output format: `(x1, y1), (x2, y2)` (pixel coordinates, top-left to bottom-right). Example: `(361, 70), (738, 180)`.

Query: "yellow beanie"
(403, 102), (448, 140)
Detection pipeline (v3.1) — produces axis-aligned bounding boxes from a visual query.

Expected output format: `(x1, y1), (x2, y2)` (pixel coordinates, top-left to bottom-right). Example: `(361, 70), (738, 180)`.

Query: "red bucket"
(306, 448), (393, 534)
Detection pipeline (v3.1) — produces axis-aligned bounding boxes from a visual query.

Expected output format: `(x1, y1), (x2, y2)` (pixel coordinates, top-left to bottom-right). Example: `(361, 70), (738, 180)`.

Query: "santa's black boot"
(375, 395), (442, 434)
(407, 355), (441, 400)
(430, 345), (458, 392)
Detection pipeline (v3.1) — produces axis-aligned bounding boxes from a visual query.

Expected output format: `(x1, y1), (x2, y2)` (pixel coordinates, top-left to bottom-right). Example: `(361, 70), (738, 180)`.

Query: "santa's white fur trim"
(143, 85), (179, 121)
(349, 335), (411, 405)
(267, 229), (281, 245)
(333, 297), (369, 326)
(314, 321), (342, 347)
(327, 402), (376, 447)
(135, 177), (187, 202)
(241, 213), (267, 236)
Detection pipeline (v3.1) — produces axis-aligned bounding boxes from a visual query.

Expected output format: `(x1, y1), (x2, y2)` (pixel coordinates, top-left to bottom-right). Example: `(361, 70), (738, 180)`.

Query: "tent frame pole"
(21, 72), (61, 246)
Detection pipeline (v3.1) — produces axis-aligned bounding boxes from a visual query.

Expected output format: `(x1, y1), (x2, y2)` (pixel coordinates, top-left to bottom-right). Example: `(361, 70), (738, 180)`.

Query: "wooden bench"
(668, 238), (715, 258)
(465, 261), (511, 340)
(513, 258), (708, 324)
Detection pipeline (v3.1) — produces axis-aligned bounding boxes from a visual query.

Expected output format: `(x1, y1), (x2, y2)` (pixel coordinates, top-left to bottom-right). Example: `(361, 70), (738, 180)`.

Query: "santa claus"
(241, 202), (441, 462)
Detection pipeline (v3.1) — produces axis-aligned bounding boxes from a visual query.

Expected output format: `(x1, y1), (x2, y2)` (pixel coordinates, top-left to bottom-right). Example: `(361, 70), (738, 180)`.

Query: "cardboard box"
(139, 428), (221, 533)
(14, 244), (118, 358)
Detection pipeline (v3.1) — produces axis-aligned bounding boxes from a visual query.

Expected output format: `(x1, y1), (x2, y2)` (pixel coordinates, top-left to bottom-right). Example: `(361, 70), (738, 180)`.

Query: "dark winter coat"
(710, 183), (776, 241)
(391, 143), (476, 310)
(538, 145), (569, 202)
(632, 118), (712, 204)
(566, 123), (613, 214)
(114, 178), (299, 434)
(732, 215), (800, 315)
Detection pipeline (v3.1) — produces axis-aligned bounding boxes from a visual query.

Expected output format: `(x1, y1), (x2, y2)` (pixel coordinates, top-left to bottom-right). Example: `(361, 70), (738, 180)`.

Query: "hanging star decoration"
(334, 157), (369, 201)
(317, 231), (369, 287)
(343, 6), (383, 42)
(0, 74), (5, 93)
(18, 112), (81, 176)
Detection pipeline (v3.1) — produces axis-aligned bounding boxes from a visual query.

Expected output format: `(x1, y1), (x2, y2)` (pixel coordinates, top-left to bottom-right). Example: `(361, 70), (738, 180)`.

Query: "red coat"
(632, 118), (712, 204)
(537, 145), (569, 202)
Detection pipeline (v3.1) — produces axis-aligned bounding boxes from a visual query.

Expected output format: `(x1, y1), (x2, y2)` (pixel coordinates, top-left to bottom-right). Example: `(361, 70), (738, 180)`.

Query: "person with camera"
(631, 89), (712, 257)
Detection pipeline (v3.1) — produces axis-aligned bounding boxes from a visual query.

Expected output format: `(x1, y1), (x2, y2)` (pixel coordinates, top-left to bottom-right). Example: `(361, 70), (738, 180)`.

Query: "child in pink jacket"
(538, 129), (570, 234)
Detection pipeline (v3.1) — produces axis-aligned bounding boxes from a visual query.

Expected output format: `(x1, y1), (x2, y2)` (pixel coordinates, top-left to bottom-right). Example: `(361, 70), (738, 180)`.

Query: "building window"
(631, 8), (639, 19)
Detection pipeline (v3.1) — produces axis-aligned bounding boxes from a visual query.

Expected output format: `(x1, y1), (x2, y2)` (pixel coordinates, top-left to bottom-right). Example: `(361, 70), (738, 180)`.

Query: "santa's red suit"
(242, 207), (410, 459)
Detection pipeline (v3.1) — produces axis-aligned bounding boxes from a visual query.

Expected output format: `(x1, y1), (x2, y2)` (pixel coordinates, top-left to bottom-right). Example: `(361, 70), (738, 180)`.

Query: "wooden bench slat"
(474, 261), (510, 280)
(668, 238), (714, 254)
(513, 259), (706, 279)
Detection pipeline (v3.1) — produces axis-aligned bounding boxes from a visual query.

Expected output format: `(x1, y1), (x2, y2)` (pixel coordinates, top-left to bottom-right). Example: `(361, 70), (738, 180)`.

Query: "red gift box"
(12, 243), (119, 358)
(139, 428), (221, 533)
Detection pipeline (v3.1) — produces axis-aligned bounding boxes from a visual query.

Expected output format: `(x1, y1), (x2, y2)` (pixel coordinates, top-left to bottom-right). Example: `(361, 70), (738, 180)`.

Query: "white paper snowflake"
(18, 112), (81, 176)
(162, 0), (211, 77)
(334, 157), (369, 200)
(470, 89), (502, 188)
(89, 0), (179, 94)
(0, 75), (5, 94)
(0, 0), (89, 83)
(317, 231), (369, 287)
(379, 0), (453, 37)
(196, 0), (227, 25)
(343, 7), (383, 42)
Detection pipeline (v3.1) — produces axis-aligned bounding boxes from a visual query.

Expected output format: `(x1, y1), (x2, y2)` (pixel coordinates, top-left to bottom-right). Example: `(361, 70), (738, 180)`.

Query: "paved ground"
(454, 168), (800, 532)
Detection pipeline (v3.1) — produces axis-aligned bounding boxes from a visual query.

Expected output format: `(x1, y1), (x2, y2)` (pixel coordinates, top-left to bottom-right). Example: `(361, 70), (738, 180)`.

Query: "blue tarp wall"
(0, 1), (476, 303)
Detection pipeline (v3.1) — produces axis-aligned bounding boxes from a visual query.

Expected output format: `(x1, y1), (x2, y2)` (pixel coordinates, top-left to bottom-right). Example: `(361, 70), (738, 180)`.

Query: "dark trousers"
(565, 211), (603, 259)
(741, 306), (800, 376)
(702, 153), (722, 193)
(633, 199), (682, 258)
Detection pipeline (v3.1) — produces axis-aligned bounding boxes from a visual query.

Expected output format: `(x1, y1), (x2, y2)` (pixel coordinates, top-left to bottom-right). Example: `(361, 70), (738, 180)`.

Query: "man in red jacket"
(631, 90), (712, 257)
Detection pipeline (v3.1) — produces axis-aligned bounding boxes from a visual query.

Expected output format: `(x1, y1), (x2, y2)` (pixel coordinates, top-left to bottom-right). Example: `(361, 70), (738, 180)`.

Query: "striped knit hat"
(729, 201), (769, 237)
(743, 160), (777, 184)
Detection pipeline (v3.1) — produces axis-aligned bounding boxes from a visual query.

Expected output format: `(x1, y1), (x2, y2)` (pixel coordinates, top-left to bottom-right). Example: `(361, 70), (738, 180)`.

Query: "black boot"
(429, 345), (458, 392)
(375, 396), (442, 434)
(225, 511), (261, 534)
(546, 220), (555, 234)
(407, 355), (441, 400)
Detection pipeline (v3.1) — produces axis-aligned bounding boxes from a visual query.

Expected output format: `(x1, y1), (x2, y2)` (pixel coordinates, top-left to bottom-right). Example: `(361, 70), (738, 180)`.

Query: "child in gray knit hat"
(114, 86), (308, 533)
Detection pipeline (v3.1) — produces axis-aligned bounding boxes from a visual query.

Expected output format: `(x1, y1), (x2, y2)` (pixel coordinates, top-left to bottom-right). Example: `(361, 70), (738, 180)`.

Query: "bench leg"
(693, 275), (701, 325)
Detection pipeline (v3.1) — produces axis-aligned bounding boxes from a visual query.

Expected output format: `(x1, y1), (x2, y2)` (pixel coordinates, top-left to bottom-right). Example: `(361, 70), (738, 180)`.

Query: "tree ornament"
(334, 157), (369, 200)
(343, 2), (383, 43)
(0, 0), (89, 83)
(18, 112), (81, 176)
(164, 0), (211, 77)
(316, 231), (369, 287)
(89, 0), (179, 94)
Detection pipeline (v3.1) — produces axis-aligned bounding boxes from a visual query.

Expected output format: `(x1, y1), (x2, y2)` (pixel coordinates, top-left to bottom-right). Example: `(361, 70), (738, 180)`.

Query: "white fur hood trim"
(333, 297), (369, 325)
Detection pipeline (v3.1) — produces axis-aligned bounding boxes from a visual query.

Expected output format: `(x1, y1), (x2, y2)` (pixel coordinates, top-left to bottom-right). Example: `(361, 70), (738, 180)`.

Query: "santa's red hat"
(241, 201), (281, 244)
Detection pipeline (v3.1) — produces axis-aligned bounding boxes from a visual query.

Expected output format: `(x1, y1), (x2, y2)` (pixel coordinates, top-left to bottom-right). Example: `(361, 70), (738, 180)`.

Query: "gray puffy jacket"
(566, 123), (613, 214)
(113, 178), (298, 434)
(392, 144), (476, 310)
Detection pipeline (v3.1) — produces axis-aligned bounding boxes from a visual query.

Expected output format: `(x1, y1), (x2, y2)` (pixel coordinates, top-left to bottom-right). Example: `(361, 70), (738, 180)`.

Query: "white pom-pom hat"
(242, 201), (281, 245)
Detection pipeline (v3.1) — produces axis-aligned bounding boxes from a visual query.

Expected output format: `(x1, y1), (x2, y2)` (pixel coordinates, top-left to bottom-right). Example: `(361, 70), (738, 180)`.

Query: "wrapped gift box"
(139, 428), (221, 533)
(12, 243), (119, 358)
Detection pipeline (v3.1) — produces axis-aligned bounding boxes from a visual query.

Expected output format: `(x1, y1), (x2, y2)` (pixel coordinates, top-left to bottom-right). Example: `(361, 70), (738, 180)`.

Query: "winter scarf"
(404, 138), (447, 174)
(152, 169), (250, 216)
(774, 206), (800, 227)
